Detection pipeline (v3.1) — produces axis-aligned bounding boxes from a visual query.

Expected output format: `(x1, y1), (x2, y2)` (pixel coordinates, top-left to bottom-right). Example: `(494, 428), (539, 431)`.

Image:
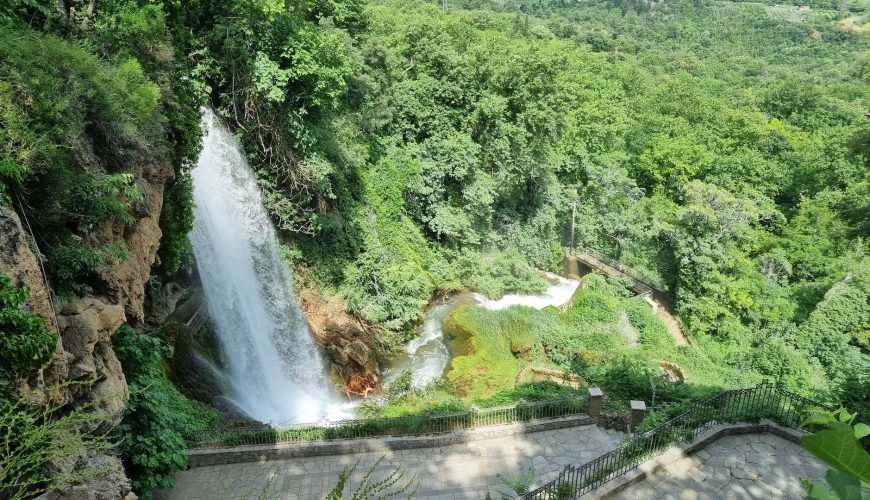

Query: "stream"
(384, 272), (580, 390)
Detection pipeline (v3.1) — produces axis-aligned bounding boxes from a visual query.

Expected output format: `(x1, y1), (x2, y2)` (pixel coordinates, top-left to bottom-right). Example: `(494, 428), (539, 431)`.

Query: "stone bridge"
(562, 247), (656, 297)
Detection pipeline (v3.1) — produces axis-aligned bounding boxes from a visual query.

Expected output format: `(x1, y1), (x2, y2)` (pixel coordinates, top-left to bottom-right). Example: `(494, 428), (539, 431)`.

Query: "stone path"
(158, 425), (623, 500)
(610, 433), (827, 500)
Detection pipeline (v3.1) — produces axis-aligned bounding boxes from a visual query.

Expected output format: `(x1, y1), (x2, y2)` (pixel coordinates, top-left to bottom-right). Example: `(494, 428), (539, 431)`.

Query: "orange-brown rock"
(297, 286), (382, 397)
(92, 162), (174, 324)
(56, 298), (128, 415)
(0, 206), (68, 405)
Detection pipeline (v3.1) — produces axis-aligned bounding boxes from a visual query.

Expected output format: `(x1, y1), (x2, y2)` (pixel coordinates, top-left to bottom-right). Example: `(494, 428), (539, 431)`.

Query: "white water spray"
(386, 272), (581, 390)
(189, 109), (347, 424)
(473, 272), (579, 311)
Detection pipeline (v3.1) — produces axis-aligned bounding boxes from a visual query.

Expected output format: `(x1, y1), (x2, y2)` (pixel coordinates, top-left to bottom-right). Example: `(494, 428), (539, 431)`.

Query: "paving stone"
(750, 442), (776, 454)
(687, 467), (707, 482)
(731, 467), (760, 480)
(609, 433), (826, 500)
(736, 443), (753, 453)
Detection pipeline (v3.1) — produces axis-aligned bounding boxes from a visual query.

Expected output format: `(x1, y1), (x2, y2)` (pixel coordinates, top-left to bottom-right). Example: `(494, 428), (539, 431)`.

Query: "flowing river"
(189, 109), (349, 425)
(385, 272), (580, 389)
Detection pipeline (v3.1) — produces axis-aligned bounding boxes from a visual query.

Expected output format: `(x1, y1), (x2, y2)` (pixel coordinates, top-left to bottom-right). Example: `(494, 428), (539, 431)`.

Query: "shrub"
(0, 386), (116, 500)
(0, 275), (56, 379)
(0, 29), (162, 298)
(113, 326), (221, 498)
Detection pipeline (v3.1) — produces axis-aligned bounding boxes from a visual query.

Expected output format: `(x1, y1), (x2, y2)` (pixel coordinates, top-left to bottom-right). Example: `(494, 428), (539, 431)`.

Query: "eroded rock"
(92, 162), (173, 324)
(0, 207), (69, 405)
(298, 286), (381, 397)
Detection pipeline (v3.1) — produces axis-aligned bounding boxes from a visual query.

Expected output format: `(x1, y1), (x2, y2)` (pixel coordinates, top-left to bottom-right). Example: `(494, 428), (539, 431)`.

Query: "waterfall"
(189, 109), (345, 424)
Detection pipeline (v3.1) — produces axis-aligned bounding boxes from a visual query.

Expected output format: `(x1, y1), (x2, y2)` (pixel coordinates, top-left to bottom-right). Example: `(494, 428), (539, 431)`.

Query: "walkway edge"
(188, 414), (594, 467)
(590, 420), (804, 499)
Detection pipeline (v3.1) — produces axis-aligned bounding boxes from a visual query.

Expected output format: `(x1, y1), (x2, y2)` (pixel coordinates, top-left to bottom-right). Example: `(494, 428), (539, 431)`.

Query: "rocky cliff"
(297, 287), (382, 398)
(1, 161), (174, 500)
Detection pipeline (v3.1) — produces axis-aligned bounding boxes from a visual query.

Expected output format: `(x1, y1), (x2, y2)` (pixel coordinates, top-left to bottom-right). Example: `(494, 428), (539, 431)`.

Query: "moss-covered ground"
(367, 274), (829, 418)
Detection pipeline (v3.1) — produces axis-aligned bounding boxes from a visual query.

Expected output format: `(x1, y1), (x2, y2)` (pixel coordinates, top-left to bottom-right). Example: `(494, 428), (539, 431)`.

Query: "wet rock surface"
(298, 286), (382, 397)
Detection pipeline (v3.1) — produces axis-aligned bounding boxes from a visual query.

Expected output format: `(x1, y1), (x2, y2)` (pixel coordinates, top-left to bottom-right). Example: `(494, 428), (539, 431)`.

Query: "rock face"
(0, 207), (69, 405)
(56, 298), (128, 416)
(38, 452), (136, 500)
(93, 163), (174, 324)
(0, 163), (173, 499)
(297, 286), (382, 397)
(144, 280), (186, 327)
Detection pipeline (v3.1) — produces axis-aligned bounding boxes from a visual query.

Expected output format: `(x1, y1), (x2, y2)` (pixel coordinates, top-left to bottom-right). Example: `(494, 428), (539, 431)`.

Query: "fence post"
(588, 387), (603, 422)
(630, 400), (647, 432)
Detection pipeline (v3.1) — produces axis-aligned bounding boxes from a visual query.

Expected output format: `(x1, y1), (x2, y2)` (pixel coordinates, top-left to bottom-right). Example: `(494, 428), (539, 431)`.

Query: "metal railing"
(189, 396), (588, 449)
(579, 247), (656, 297)
(185, 303), (208, 337)
(520, 381), (829, 499)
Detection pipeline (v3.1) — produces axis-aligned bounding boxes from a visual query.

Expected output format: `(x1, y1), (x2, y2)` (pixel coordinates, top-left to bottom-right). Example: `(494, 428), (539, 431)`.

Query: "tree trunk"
(82, 0), (95, 28)
(56, 0), (68, 22)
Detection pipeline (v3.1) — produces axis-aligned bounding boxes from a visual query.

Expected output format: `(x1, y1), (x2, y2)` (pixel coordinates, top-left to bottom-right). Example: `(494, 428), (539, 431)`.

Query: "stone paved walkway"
(158, 425), (623, 500)
(611, 433), (827, 500)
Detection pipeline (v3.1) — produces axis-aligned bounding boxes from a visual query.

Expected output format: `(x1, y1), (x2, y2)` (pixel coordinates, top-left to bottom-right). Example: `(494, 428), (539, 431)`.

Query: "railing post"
(588, 387), (603, 422)
(630, 400), (647, 432)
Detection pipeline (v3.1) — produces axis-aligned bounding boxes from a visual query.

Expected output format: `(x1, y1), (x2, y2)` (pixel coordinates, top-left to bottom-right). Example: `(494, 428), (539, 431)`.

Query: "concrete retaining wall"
(188, 414), (594, 467)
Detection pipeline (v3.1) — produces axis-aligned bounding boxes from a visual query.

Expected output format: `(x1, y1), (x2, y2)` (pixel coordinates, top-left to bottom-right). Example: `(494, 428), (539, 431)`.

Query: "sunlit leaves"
(800, 409), (870, 500)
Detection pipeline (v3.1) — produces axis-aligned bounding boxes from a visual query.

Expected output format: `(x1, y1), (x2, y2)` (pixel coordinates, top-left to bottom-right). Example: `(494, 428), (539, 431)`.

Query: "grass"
(439, 274), (823, 408)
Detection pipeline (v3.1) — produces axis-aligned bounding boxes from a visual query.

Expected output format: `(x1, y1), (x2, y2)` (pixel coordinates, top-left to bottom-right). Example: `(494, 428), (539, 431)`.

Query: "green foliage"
(452, 248), (547, 299)
(45, 242), (131, 299)
(0, 386), (117, 500)
(114, 326), (222, 498)
(0, 27), (168, 297)
(476, 381), (583, 407)
(443, 305), (537, 399)
(0, 275), (56, 378)
(0, 0), (47, 25)
(800, 409), (870, 500)
(495, 466), (536, 497)
(324, 456), (419, 499)
(157, 171), (195, 276)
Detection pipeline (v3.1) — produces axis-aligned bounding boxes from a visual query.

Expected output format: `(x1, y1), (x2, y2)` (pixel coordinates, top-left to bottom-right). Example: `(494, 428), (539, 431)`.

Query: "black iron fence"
(189, 396), (588, 449)
(520, 381), (828, 499)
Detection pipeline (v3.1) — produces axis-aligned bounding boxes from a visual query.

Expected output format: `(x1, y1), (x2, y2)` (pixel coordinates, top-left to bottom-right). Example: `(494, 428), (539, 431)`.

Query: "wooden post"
(570, 199), (576, 250)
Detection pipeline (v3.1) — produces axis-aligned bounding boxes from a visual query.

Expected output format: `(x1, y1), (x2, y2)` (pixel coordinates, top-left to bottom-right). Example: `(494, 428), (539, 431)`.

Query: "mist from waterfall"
(189, 109), (347, 425)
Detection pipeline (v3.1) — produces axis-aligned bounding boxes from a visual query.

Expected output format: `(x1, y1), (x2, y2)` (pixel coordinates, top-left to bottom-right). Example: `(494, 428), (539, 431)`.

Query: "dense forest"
(1, 0), (868, 496)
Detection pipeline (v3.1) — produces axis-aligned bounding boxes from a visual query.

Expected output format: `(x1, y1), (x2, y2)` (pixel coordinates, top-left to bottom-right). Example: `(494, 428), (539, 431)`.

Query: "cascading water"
(384, 273), (581, 390)
(189, 109), (346, 424)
